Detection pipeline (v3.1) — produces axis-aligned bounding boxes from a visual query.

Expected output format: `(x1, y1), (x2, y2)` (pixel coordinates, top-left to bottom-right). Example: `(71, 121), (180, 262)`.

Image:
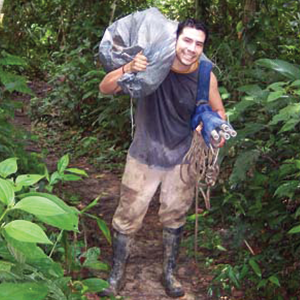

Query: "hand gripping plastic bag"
(99, 7), (210, 98)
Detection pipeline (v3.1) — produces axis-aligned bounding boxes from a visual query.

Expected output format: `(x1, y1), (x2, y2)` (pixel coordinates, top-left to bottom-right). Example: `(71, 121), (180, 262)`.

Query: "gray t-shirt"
(129, 67), (198, 169)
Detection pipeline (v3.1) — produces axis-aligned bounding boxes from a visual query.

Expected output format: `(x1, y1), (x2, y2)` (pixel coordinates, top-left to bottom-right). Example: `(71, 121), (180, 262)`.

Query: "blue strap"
(191, 60), (225, 146)
(196, 60), (213, 104)
(191, 60), (236, 147)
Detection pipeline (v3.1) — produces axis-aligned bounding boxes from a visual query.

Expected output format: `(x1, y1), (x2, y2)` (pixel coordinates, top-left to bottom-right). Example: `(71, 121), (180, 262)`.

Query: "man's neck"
(171, 60), (199, 74)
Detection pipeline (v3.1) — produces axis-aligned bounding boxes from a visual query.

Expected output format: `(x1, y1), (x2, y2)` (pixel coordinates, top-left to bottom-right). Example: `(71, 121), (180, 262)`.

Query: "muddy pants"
(112, 154), (195, 235)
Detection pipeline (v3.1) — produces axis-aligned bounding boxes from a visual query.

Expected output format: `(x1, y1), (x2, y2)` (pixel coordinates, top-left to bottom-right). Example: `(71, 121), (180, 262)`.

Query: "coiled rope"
(180, 130), (220, 262)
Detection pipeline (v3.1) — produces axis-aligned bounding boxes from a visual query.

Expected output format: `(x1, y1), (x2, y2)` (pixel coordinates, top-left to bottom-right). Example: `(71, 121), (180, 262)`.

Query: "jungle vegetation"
(0, 0), (300, 299)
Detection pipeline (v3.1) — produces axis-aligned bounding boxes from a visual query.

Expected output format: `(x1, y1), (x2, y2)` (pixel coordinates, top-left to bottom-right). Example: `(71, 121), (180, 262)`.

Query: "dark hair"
(176, 19), (209, 44)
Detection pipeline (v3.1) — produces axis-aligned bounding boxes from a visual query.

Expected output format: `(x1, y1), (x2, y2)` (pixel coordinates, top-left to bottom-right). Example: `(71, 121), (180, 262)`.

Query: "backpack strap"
(196, 60), (213, 105)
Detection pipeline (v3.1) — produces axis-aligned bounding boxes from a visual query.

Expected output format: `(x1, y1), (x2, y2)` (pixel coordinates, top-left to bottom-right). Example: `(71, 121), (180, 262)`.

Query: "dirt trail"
(12, 83), (214, 300)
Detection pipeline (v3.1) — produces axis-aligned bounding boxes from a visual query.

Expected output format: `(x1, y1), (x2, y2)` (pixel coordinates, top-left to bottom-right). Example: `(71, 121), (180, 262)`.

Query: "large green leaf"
(0, 70), (33, 95)
(268, 275), (280, 287)
(47, 277), (70, 300)
(291, 79), (300, 87)
(15, 174), (45, 187)
(279, 118), (300, 133)
(4, 81), (33, 95)
(269, 103), (300, 126)
(226, 89), (268, 121)
(249, 259), (262, 278)
(32, 258), (64, 278)
(81, 196), (101, 214)
(61, 174), (82, 181)
(274, 181), (299, 198)
(0, 53), (27, 66)
(81, 278), (109, 293)
(267, 81), (286, 91)
(0, 240), (12, 261)
(229, 150), (260, 184)
(277, 162), (298, 179)
(5, 232), (63, 277)
(257, 279), (267, 289)
(49, 171), (61, 186)
(267, 90), (284, 102)
(288, 225), (300, 234)
(96, 217), (112, 244)
(66, 168), (88, 177)
(233, 123), (265, 141)
(0, 260), (14, 272)
(296, 206), (300, 218)
(81, 247), (109, 271)
(57, 154), (69, 174)
(228, 266), (240, 288)
(0, 158), (18, 178)
(4, 220), (53, 244)
(237, 84), (262, 95)
(18, 192), (79, 231)
(0, 178), (15, 206)
(13, 196), (66, 216)
(256, 59), (299, 80)
(4, 233), (48, 263)
(226, 97), (256, 121)
(0, 282), (48, 300)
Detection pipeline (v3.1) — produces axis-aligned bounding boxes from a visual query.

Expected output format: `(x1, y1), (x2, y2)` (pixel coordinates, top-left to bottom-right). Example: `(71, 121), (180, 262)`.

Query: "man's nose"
(187, 42), (196, 52)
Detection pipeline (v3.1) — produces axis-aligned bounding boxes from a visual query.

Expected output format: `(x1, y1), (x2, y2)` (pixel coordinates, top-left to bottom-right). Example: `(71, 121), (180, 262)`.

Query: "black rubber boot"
(98, 231), (132, 297)
(161, 226), (185, 298)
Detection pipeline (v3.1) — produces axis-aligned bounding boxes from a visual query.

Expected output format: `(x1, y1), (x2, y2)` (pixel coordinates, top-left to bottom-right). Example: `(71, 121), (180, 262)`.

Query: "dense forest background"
(0, 0), (300, 299)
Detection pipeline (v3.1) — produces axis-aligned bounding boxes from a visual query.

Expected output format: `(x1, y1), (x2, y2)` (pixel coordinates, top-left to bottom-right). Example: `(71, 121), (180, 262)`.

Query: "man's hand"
(125, 51), (148, 73)
(196, 124), (225, 148)
(216, 137), (225, 148)
(99, 51), (148, 95)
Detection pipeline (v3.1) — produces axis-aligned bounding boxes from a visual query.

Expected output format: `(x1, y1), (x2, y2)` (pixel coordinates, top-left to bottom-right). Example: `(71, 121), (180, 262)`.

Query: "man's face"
(175, 27), (206, 68)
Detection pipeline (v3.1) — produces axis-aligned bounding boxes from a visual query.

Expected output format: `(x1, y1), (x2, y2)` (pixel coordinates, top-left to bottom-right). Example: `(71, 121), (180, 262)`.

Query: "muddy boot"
(98, 231), (132, 297)
(161, 226), (185, 298)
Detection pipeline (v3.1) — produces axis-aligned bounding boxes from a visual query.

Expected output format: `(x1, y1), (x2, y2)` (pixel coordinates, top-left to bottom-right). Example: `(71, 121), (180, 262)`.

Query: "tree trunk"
(0, 0), (4, 14)
(243, 0), (256, 26)
(195, 0), (199, 20)
(195, 0), (209, 23)
(241, 0), (257, 65)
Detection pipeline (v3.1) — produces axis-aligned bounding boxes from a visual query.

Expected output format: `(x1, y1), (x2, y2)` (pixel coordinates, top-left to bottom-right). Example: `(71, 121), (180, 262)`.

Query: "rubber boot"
(98, 231), (132, 297)
(161, 226), (185, 298)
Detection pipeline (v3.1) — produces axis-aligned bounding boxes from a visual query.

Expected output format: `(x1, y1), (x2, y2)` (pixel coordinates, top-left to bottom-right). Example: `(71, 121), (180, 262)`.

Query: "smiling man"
(99, 19), (225, 298)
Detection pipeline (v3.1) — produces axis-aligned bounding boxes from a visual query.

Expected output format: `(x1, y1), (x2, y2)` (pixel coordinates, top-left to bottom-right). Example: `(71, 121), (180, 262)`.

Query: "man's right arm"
(99, 52), (148, 95)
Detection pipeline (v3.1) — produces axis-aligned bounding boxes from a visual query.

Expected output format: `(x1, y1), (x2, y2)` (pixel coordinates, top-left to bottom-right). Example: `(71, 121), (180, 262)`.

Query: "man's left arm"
(208, 72), (226, 120)
(208, 72), (226, 147)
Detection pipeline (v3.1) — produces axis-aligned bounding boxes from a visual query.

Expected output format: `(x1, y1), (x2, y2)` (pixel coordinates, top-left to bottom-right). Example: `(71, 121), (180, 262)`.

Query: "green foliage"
(0, 282), (48, 300)
(2, 1), (300, 298)
(151, 0), (197, 20)
(229, 149), (260, 183)
(0, 157), (109, 299)
(0, 51), (32, 95)
(32, 40), (103, 126)
(256, 59), (299, 81)
(80, 195), (112, 245)
(206, 58), (300, 298)
(0, 48), (42, 172)
(0, 158), (77, 299)
(1, 0), (110, 74)
(44, 153), (88, 192)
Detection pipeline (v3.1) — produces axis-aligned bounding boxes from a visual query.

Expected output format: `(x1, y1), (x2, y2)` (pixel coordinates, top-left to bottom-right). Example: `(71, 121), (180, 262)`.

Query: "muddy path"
(12, 82), (215, 300)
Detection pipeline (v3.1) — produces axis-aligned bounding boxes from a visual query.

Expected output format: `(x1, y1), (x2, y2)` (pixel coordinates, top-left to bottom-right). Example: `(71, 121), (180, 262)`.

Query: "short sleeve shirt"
(129, 67), (198, 169)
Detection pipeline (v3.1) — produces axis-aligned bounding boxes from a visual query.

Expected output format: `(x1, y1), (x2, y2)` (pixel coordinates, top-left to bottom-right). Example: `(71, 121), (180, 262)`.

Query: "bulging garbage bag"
(99, 7), (210, 98)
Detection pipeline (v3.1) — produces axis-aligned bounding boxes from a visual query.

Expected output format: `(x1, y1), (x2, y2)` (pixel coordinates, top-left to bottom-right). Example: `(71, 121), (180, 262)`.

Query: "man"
(99, 19), (226, 298)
